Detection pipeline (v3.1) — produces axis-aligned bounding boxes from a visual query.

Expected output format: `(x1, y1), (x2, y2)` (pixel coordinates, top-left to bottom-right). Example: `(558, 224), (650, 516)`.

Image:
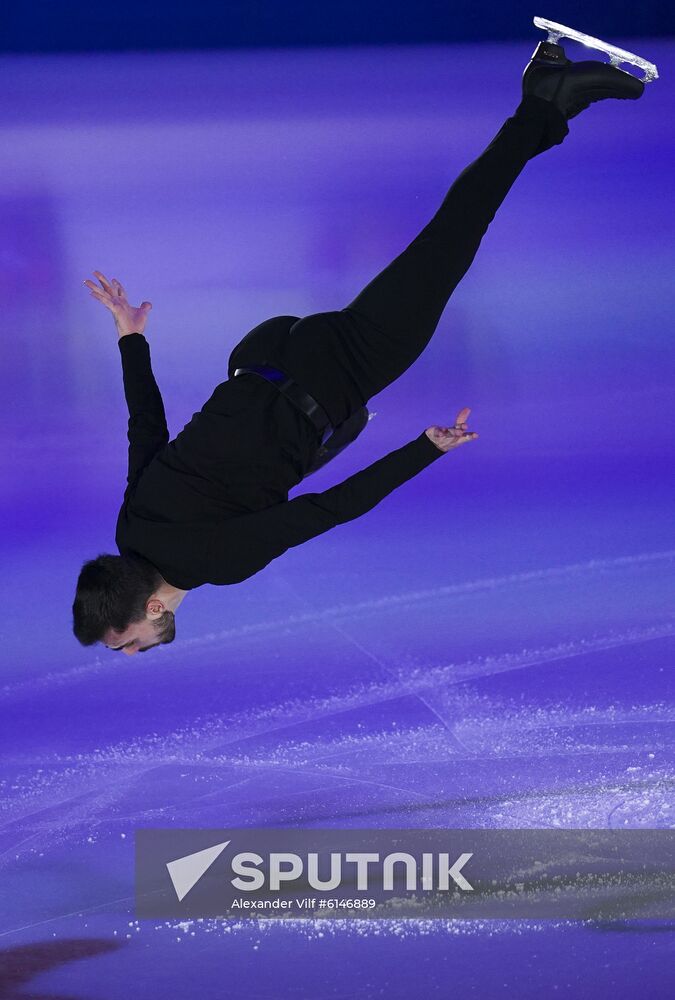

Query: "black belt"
(233, 364), (334, 445)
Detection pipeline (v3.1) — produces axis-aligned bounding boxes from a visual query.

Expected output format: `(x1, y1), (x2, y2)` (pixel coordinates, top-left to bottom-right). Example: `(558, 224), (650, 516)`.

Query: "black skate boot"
(523, 41), (645, 121)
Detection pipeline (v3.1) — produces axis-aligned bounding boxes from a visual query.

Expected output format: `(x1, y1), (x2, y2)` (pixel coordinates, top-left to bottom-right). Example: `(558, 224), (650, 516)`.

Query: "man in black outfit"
(73, 44), (645, 655)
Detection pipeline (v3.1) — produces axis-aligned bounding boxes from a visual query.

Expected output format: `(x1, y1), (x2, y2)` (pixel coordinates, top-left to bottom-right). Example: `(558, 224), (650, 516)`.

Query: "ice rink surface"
(1, 38), (674, 998)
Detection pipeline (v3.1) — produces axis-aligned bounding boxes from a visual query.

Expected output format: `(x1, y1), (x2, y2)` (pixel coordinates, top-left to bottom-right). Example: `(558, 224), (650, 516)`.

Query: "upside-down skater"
(73, 30), (650, 654)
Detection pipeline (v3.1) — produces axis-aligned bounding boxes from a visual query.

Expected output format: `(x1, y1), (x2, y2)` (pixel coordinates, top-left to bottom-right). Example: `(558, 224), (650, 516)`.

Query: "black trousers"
(228, 94), (569, 430)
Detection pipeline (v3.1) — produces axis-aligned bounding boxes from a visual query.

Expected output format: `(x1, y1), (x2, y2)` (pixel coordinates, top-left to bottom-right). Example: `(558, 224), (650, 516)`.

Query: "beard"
(153, 609), (176, 644)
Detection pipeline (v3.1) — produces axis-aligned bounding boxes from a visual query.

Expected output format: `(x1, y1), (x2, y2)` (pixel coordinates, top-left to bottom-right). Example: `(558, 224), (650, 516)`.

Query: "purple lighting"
(1, 39), (674, 999)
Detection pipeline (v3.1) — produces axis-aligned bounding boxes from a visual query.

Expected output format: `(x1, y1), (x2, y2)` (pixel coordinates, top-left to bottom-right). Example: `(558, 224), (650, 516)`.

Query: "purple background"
(1, 37), (674, 999)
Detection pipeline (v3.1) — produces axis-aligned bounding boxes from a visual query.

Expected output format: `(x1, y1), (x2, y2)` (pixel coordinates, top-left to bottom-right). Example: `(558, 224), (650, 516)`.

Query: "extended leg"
(329, 34), (648, 408)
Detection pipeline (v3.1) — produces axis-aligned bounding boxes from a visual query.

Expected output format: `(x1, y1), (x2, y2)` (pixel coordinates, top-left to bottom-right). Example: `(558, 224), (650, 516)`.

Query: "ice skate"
(533, 17), (659, 83)
(522, 16), (657, 121)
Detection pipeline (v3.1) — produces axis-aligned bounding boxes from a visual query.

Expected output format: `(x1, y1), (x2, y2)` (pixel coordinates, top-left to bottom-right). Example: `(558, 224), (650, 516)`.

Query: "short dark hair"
(72, 552), (165, 646)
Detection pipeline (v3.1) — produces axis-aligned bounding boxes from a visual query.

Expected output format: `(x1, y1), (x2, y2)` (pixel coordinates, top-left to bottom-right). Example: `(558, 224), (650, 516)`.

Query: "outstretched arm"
(136, 410), (478, 589)
(239, 409), (478, 560)
(117, 333), (170, 487)
(84, 271), (168, 488)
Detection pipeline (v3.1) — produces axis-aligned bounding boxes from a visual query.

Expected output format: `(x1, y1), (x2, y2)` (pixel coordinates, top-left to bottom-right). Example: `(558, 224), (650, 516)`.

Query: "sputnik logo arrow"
(166, 840), (230, 901)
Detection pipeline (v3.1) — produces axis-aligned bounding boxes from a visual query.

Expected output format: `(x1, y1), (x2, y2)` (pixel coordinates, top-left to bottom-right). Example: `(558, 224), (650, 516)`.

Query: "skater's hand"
(83, 271), (152, 339)
(425, 407), (478, 452)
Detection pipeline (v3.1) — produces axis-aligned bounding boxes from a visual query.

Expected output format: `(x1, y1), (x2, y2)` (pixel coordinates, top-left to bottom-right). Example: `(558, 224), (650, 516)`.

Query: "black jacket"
(114, 333), (445, 590)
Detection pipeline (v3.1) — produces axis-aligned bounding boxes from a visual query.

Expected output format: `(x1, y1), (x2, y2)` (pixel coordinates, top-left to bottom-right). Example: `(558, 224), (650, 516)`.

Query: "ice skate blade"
(533, 16), (659, 83)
